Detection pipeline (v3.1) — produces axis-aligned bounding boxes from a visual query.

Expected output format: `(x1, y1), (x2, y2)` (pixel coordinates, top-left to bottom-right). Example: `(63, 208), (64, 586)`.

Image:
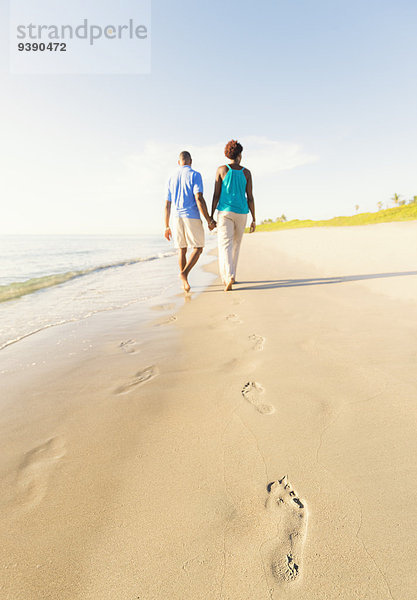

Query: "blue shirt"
(167, 165), (203, 219)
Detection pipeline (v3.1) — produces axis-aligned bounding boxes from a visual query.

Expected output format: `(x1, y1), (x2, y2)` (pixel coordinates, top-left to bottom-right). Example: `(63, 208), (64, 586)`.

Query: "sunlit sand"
(0, 222), (416, 599)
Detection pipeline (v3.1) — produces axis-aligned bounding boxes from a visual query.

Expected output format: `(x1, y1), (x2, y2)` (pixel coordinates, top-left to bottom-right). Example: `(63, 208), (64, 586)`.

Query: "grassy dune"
(253, 202), (417, 233)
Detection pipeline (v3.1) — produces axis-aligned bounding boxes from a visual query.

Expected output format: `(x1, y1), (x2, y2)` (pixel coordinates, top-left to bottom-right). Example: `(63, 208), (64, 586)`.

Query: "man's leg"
(180, 247), (203, 292)
(175, 220), (187, 275)
(179, 248), (187, 272)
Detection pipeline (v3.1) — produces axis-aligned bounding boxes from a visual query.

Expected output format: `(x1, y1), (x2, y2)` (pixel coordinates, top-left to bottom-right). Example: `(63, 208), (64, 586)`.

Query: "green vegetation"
(252, 196), (417, 233)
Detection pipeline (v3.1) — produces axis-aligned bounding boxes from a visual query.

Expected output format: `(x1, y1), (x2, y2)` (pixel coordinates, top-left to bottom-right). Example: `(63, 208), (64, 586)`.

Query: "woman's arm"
(245, 170), (256, 233)
(195, 193), (216, 230)
(211, 167), (224, 219)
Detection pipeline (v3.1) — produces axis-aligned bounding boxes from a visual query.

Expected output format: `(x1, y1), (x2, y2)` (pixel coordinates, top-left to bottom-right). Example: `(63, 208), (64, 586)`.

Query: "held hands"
(208, 218), (217, 231)
(164, 227), (172, 241)
(249, 220), (256, 233)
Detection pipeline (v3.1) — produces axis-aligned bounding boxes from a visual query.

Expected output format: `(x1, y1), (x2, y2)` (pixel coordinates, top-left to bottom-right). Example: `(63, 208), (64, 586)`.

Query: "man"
(165, 151), (216, 292)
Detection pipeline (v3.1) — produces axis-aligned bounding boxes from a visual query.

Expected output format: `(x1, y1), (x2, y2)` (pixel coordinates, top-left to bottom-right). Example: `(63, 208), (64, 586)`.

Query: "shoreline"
(0, 232), (217, 355)
(0, 222), (416, 599)
(0, 236), (217, 359)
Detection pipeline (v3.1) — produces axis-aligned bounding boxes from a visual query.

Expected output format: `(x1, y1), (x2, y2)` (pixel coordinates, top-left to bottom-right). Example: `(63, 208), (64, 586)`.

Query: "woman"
(211, 140), (256, 291)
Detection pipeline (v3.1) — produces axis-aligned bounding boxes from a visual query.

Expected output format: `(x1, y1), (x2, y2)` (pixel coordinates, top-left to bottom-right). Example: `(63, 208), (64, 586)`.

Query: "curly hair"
(224, 139), (243, 160)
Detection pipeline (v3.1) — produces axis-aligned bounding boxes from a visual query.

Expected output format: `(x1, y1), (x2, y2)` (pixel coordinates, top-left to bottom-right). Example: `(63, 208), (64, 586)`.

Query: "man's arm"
(245, 170), (256, 233)
(195, 193), (216, 230)
(164, 200), (172, 241)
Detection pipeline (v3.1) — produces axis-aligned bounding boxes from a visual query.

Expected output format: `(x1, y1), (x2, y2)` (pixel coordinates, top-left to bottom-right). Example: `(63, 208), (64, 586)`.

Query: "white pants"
(217, 211), (248, 283)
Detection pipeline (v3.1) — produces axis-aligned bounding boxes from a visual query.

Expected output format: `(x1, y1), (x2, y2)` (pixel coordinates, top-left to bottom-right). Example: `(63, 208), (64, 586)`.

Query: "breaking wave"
(0, 251), (176, 303)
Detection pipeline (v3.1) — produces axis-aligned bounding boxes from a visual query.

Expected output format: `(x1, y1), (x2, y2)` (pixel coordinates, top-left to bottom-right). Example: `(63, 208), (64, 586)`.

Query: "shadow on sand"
(202, 271), (417, 292)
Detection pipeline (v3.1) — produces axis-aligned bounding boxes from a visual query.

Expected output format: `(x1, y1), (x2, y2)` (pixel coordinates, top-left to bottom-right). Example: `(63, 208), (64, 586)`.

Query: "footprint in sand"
(226, 313), (242, 324)
(114, 365), (158, 395)
(156, 315), (177, 326)
(249, 334), (265, 352)
(151, 303), (175, 312)
(241, 382), (275, 415)
(263, 476), (308, 585)
(221, 416), (308, 598)
(119, 339), (139, 354)
(16, 436), (66, 509)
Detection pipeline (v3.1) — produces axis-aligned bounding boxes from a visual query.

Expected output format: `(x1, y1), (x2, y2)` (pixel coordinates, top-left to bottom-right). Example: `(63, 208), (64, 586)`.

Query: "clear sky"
(1, 0), (416, 234)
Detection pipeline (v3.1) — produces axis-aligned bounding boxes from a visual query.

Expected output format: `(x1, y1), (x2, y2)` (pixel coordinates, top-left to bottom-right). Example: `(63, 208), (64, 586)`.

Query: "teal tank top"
(217, 165), (249, 214)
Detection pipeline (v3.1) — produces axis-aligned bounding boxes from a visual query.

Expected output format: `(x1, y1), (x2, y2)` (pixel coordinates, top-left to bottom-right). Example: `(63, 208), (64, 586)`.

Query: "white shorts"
(174, 217), (205, 249)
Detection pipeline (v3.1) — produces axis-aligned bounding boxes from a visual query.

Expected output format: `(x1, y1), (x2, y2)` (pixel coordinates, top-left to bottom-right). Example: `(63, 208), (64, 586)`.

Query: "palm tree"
(355, 204), (359, 213)
(391, 193), (401, 206)
(377, 201), (383, 211)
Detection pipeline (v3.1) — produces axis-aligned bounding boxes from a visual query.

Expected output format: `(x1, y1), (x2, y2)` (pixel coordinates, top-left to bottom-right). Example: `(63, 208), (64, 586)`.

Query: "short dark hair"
(179, 150), (192, 162)
(224, 140), (243, 160)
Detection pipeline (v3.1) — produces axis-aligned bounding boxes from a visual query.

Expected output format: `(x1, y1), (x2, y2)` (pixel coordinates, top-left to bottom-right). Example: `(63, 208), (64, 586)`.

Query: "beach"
(0, 222), (416, 599)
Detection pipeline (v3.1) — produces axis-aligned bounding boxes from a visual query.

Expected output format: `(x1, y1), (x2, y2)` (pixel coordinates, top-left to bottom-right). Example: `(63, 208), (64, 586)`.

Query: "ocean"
(0, 234), (215, 352)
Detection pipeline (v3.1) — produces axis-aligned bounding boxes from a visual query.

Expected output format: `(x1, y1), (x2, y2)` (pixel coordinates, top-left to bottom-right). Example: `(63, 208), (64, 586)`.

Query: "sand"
(0, 222), (416, 599)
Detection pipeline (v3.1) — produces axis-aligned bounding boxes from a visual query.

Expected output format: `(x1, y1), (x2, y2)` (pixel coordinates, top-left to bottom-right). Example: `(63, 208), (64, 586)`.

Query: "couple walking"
(164, 140), (256, 292)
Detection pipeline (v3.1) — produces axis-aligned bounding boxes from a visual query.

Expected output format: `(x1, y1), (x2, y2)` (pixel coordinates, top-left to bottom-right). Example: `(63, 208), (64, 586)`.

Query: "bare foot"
(180, 272), (191, 292)
(224, 278), (233, 292)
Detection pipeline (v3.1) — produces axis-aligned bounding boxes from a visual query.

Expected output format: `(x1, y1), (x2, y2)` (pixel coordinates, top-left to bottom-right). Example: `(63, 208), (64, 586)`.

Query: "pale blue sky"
(1, 0), (416, 234)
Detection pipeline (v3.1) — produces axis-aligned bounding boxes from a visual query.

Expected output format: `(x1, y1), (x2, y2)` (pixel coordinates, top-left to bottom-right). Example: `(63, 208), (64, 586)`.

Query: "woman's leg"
(217, 213), (226, 283)
(217, 212), (234, 284)
(231, 213), (248, 281)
